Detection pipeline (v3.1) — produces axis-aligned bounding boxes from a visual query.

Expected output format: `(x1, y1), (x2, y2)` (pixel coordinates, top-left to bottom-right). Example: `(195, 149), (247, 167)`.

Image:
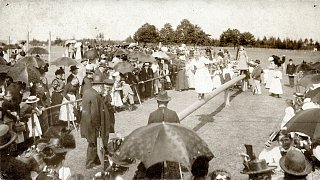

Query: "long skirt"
(175, 69), (188, 91)
(194, 68), (213, 93)
(27, 114), (43, 137)
(112, 90), (123, 107)
(59, 94), (76, 122)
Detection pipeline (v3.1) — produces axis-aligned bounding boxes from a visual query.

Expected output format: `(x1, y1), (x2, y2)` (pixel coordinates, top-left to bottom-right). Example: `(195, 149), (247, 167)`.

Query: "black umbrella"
(84, 50), (98, 59)
(27, 47), (49, 55)
(16, 56), (39, 68)
(285, 109), (320, 139)
(295, 61), (314, 73)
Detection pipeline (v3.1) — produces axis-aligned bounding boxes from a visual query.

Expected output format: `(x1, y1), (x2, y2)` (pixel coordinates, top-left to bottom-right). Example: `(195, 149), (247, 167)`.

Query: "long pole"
(48, 31), (51, 62)
(8, 36), (10, 58)
(27, 31), (29, 51)
(178, 74), (246, 121)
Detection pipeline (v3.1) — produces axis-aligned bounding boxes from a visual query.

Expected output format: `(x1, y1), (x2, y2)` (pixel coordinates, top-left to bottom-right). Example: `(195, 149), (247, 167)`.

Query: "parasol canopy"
(285, 108), (320, 139)
(0, 65), (10, 73)
(84, 50), (98, 59)
(0, 56), (7, 65)
(113, 48), (129, 57)
(27, 47), (49, 55)
(3, 44), (21, 50)
(65, 40), (77, 45)
(138, 54), (156, 63)
(113, 61), (134, 74)
(305, 87), (320, 103)
(298, 74), (320, 87)
(295, 62), (314, 73)
(8, 63), (41, 84)
(51, 57), (78, 67)
(152, 51), (170, 60)
(16, 56), (39, 68)
(129, 51), (147, 59)
(118, 122), (214, 169)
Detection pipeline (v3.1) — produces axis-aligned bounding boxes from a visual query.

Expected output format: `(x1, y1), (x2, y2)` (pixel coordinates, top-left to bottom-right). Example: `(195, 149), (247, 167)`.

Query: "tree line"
(133, 19), (320, 50)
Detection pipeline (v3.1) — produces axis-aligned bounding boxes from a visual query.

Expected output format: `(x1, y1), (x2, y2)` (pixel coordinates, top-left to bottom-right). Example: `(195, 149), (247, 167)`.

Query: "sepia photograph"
(0, 0), (320, 179)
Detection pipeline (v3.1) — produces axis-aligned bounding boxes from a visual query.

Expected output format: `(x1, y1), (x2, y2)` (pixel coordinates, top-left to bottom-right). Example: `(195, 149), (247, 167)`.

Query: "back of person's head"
(67, 173), (84, 180)
(191, 156), (210, 179)
(210, 169), (231, 180)
(284, 173), (307, 180)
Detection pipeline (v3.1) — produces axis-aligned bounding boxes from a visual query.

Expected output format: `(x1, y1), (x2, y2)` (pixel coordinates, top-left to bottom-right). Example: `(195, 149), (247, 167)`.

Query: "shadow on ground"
(193, 90), (242, 132)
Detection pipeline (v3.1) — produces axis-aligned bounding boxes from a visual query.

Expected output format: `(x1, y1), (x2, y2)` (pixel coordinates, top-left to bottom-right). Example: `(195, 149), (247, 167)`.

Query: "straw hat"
(279, 149), (312, 176)
(26, 96), (40, 104)
(0, 124), (17, 150)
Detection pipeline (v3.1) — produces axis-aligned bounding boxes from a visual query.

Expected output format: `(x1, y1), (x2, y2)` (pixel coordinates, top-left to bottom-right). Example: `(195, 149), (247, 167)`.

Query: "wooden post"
(27, 31), (29, 51)
(224, 89), (230, 106)
(48, 32), (51, 62)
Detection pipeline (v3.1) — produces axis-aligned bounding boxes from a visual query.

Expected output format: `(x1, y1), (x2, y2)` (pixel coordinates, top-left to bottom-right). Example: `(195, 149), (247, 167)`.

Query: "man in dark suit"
(80, 76), (111, 169)
(139, 62), (154, 99)
(148, 90), (179, 124)
(286, 59), (296, 88)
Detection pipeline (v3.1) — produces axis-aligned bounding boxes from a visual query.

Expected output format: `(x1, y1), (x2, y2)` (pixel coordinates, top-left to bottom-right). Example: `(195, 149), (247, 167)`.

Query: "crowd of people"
(0, 39), (319, 179)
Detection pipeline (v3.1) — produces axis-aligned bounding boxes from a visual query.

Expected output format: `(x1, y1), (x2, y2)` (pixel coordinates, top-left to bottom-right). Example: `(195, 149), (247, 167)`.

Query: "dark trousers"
(86, 143), (101, 168)
(289, 76), (295, 87)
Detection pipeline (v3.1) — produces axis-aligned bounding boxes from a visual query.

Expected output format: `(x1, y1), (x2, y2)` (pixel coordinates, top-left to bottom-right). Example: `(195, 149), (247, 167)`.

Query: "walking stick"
(134, 86), (142, 104)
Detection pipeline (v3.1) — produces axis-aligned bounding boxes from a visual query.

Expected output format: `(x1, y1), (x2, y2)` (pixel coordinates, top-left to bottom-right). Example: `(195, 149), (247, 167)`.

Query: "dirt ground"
(63, 78), (297, 180)
(43, 46), (318, 179)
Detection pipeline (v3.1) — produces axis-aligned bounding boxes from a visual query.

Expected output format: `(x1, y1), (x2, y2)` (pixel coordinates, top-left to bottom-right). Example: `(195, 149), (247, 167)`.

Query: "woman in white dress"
(236, 46), (249, 91)
(185, 56), (196, 89)
(280, 99), (295, 128)
(269, 65), (283, 98)
(194, 56), (214, 100)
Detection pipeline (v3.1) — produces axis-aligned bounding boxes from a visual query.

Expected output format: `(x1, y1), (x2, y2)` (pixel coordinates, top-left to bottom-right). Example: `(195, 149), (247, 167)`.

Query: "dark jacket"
(80, 88), (111, 146)
(148, 107), (180, 124)
(286, 63), (296, 75)
(251, 65), (263, 80)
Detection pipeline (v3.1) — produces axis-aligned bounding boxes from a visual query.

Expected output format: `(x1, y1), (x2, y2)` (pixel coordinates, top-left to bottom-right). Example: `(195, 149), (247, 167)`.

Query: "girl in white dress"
(194, 56), (214, 100)
(269, 65), (283, 98)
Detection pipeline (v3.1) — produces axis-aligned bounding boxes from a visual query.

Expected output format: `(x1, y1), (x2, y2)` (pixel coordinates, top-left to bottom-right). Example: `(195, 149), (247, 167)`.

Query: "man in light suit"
(148, 90), (179, 124)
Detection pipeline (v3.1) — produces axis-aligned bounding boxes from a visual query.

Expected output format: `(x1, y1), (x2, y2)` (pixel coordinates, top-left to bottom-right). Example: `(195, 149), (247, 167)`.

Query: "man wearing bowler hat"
(80, 76), (111, 169)
(147, 90), (179, 124)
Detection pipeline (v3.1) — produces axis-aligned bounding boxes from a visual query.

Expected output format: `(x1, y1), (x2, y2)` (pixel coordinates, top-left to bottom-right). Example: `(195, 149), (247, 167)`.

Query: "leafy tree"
(315, 41), (320, 49)
(133, 23), (159, 43)
(220, 28), (241, 48)
(124, 36), (135, 43)
(54, 37), (63, 46)
(159, 23), (175, 44)
(239, 32), (255, 46)
(175, 19), (196, 44)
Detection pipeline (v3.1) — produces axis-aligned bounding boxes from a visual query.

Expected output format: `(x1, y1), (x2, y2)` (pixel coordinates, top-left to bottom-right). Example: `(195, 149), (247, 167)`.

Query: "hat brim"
(0, 131), (17, 149)
(241, 166), (277, 174)
(279, 156), (312, 176)
(156, 97), (171, 102)
(91, 82), (106, 85)
(26, 97), (40, 104)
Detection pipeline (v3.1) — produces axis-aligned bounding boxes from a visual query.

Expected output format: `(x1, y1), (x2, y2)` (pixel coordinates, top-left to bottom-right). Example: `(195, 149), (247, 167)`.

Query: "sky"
(0, 0), (319, 43)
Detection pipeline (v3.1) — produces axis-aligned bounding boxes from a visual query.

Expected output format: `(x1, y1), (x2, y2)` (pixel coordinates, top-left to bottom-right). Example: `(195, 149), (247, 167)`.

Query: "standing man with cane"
(80, 76), (112, 170)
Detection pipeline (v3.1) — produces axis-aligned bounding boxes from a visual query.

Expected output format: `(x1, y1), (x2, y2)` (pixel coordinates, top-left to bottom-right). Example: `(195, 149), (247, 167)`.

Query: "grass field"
(41, 46), (320, 179)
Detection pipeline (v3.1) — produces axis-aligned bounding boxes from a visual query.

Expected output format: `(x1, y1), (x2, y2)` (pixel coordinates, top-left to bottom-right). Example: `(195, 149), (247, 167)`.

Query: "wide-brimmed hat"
(0, 124), (17, 149)
(26, 96), (40, 104)
(104, 79), (115, 86)
(70, 65), (79, 72)
(91, 75), (106, 85)
(156, 91), (171, 102)
(279, 149), (312, 176)
(241, 159), (276, 174)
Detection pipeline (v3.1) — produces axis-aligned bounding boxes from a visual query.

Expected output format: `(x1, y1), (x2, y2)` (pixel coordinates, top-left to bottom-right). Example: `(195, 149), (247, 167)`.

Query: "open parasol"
(8, 63), (41, 84)
(118, 122), (214, 170)
(285, 108), (320, 139)
(84, 50), (98, 59)
(138, 54), (156, 63)
(152, 51), (170, 60)
(113, 48), (129, 57)
(27, 47), (49, 55)
(16, 56), (39, 68)
(51, 57), (78, 67)
(298, 74), (320, 87)
(113, 61), (134, 74)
